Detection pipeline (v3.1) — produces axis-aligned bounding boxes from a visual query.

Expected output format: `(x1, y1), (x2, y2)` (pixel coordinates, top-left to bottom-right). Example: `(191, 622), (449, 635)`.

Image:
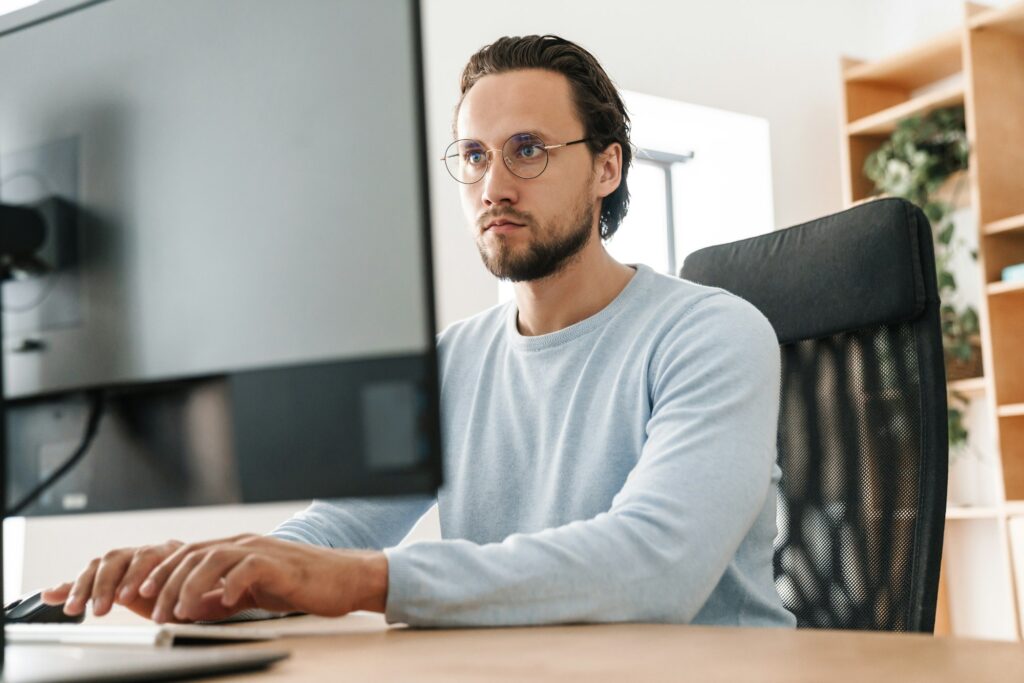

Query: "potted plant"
(863, 105), (979, 458)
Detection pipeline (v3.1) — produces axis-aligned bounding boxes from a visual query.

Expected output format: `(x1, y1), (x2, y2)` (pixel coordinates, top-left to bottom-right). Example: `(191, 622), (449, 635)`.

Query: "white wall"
(862, 0), (1015, 56)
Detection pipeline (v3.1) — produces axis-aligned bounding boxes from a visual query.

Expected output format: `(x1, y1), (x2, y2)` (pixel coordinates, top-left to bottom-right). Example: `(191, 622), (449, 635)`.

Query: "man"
(43, 35), (795, 629)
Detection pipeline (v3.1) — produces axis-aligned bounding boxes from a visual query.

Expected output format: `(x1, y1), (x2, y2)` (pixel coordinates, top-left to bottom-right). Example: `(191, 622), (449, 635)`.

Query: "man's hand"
(41, 535), (389, 624)
(41, 539), (185, 620)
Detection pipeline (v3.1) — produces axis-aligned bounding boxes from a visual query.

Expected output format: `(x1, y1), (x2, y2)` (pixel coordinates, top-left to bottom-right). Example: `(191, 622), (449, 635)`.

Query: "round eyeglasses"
(441, 133), (589, 184)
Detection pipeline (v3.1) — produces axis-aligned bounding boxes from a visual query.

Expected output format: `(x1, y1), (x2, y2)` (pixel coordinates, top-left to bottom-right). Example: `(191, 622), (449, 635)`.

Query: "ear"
(593, 142), (623, 200)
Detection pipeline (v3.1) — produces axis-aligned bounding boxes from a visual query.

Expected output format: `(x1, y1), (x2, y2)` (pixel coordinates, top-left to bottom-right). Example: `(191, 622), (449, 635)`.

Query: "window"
(607, 90), (775, 276)
(605, 148), (694, 275)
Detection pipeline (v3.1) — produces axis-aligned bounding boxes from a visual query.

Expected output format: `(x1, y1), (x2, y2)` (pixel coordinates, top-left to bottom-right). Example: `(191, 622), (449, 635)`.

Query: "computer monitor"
(0, 0), (442, 517)
(0, 0), (441, 677)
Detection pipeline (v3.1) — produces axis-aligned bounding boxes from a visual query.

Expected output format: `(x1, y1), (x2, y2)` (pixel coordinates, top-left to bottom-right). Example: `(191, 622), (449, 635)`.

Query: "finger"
(140, 535), (251, 600)
(151, 551), (205, 624)
(90, 549), (134, 616)
(117, 542), (181, 605)
(63, 559), (100, 616)
(175, 548), (248, 621)
(221, 555), (270, 608)
(191, 588), (256, 622)
(40, 582), (73, 605)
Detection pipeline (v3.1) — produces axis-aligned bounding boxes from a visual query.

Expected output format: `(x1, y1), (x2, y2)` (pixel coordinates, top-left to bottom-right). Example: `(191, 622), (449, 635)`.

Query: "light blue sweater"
(273, 264), (796, 628)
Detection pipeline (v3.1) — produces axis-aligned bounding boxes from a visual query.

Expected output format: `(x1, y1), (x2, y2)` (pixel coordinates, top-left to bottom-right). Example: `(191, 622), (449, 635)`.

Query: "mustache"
(477, 209), (532, 231)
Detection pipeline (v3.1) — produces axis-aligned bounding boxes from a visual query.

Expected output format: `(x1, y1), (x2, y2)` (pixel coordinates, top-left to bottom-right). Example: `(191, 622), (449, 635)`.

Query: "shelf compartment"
(985, 213), (1024, 236)
(987, 288), (1024, 408)
(980, 231), (1024, 284)
(970, 2), (1024, 36)
(844, 29), (962, 89)
(1001, 415), (1024, 501)
(967, 11), (1024, 230)
(948, 377), (987, 398)
(846, 83), (965, 136)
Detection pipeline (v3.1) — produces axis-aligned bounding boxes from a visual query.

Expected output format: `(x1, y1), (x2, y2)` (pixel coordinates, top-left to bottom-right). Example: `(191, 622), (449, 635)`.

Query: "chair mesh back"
(774, 323), (923, 631)
(680, 199), (947, 633)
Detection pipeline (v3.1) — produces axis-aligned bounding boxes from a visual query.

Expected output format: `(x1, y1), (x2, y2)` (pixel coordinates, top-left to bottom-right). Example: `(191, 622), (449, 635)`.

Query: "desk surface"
(192, 613), (1024, 682)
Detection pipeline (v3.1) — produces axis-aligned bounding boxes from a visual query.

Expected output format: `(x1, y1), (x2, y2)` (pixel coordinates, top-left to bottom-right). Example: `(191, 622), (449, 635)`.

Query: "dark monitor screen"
(0, 0), (442, 515)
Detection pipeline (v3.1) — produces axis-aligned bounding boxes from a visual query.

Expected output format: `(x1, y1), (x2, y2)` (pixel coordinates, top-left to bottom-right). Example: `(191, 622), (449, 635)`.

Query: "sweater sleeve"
(383, 294), (781, 627)
(271, 495), (435, 550)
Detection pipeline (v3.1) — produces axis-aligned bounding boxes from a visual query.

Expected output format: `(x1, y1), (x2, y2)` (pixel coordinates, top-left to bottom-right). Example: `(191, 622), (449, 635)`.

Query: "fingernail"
(118, 587), (131, 602)
(173, 603), (185, 620)
(152, 607), (165, 623)
(140, 580), (155, 596)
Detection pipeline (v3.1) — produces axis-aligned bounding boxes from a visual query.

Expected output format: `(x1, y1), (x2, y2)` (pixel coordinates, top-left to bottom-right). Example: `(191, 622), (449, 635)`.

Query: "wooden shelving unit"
(846, 83), (966, 136)
(841, 1), (1024, 642)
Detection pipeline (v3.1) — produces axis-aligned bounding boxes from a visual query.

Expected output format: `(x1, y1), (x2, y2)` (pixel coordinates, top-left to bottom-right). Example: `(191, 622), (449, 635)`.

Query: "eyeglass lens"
(444, 133), (549, 184)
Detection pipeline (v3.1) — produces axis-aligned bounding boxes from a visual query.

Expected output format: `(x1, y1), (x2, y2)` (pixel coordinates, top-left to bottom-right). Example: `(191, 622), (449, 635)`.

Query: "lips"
(485, 219), (525, 233)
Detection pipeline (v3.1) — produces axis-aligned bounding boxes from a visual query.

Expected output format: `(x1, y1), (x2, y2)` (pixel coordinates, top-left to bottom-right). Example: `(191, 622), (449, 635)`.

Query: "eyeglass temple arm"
(543, 138), (589, 151)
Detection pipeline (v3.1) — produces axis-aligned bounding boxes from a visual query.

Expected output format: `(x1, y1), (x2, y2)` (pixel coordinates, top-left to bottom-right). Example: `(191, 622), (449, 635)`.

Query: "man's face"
(455, 69), (600, 282)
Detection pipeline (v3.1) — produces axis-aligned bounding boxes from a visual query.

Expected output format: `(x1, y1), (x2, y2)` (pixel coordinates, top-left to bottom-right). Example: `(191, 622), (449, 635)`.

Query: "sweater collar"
(505, 263), (651, 352)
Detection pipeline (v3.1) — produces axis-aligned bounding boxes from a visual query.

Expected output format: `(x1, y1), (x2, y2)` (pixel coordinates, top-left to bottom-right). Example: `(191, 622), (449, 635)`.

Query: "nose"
(479, 151), (520, 208)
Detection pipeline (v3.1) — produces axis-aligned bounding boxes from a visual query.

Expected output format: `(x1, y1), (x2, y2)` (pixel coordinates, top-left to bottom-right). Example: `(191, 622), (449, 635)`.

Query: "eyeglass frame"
(440, 132), (591, 184)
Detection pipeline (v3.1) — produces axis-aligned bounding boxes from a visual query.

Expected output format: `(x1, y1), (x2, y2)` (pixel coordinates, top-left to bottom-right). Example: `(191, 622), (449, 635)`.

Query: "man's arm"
(141, 495), (433, 621)
(383, 294), (781, 626)
(271, 495), (435, 550)
(42, 491), (433, 620)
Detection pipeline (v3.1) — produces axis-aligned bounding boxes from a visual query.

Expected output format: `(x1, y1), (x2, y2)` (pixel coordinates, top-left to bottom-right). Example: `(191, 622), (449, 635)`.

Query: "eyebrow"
(460, 129), (556, 145)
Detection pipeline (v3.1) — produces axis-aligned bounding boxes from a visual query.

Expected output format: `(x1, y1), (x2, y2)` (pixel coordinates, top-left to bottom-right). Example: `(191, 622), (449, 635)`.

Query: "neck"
(512, 236), (635, 337)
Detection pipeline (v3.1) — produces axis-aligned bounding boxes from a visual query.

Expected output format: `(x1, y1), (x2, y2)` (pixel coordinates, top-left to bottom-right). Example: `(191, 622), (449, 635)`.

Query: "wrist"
(355, 550), (389, 613)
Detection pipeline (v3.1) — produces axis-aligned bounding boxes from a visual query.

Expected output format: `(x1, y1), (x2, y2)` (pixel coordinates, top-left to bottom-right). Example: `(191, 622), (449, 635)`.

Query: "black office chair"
(681, 197), (948, 632)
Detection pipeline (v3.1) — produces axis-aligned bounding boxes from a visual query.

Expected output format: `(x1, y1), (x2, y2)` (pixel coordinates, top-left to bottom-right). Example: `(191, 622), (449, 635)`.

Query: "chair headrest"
(681, 198), (935, 345)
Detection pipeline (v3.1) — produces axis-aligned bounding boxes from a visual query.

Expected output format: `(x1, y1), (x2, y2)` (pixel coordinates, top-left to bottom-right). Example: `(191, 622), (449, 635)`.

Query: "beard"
(475, 192), (596, 283)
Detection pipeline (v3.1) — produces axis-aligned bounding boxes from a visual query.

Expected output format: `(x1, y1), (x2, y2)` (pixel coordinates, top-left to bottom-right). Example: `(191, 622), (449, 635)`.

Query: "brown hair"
(457, 35), (632, 240)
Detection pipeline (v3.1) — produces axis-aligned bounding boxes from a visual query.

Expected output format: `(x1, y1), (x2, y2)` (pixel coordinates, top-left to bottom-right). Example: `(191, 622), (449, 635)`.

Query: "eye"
(463, 149), (486, 165)
(516, 142), (543, 160)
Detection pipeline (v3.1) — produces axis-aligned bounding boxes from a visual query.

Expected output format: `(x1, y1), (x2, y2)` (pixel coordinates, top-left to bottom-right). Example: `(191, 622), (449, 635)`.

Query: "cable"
(7, 391), (106, 516)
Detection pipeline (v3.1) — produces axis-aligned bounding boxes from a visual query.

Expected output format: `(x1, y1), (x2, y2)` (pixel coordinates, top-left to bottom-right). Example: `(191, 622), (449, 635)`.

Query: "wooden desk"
(205, 614), (1024, 682)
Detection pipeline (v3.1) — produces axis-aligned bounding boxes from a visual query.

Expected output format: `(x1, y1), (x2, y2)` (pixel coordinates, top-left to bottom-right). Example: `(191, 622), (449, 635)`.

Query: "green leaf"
(937, 222), (955, 245)
(961, 307), (980, 334)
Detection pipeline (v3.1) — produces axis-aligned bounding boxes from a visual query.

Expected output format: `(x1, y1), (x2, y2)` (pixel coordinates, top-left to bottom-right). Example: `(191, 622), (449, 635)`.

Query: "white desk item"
(3, 644), (288, 683)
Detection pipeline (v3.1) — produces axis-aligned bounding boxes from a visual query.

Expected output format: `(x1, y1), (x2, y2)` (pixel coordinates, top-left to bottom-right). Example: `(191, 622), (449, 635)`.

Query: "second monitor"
(0, 0), (442, 516)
